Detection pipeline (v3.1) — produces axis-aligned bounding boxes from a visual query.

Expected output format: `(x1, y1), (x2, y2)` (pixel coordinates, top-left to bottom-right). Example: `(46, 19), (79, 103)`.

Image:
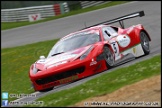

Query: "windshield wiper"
(51, 52), (64, 56)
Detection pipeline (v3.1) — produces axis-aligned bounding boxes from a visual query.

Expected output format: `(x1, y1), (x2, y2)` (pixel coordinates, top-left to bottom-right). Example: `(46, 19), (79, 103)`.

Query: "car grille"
(35, 66), (85, 85)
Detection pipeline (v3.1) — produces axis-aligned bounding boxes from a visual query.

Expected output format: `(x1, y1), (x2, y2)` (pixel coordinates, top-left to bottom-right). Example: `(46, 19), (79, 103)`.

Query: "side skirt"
(114, 43), (144, 66)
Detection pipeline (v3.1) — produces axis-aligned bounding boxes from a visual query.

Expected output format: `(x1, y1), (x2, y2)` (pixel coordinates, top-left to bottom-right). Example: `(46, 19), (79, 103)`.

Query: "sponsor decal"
(133, 47), (136, 54)
(88, 30), (100, 35)
(62, 30), (99, 41)
(59, 75), (79, 84)
(90, 58), (97, 66)
(116, 35), (130, 48)
(90, 61), (97, 66)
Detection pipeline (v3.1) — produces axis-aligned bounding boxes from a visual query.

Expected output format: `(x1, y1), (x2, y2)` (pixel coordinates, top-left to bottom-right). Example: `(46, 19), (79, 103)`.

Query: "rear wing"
(82, 11), (145, 29)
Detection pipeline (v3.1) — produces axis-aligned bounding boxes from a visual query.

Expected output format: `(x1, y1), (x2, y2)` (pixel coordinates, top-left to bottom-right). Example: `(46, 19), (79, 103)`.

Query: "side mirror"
(39, 55), (45, 59)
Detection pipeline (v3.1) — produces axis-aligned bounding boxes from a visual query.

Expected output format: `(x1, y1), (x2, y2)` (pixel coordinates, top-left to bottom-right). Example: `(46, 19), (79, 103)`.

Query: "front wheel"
(103, 46), (114, 69)
(140, 31), (150, 55)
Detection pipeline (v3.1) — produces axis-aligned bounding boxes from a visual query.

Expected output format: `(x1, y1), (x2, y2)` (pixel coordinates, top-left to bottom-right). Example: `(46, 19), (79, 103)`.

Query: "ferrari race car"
(29, 11), (151, 91)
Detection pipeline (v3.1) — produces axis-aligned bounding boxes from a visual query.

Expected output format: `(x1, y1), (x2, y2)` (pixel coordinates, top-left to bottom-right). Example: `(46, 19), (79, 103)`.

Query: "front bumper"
(29, 57), (107, 91)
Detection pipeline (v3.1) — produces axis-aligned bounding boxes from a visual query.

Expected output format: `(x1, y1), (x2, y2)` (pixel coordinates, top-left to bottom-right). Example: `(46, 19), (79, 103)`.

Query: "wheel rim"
(104, 47), (114, 66)
(141, 32), (150, 52)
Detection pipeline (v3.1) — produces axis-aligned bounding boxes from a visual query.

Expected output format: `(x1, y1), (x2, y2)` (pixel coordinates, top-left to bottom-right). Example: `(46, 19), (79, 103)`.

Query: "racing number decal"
(113, 43), (117, 53)
(111, 42), (119, 57)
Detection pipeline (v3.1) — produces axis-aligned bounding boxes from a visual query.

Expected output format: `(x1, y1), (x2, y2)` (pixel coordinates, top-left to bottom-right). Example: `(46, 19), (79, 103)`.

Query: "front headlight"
(32, 64), (38, 74)
(80, 46), (94, 60)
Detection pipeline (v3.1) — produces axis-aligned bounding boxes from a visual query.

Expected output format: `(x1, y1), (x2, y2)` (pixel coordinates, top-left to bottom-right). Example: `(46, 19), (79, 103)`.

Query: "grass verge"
(1, 39), (59, 101)
(25, 54), (161, 107)
(1, 1), (129, 30)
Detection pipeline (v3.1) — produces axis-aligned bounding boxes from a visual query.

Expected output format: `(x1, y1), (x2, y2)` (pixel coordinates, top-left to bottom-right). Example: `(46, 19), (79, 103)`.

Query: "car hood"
(35, 45), (93, 69)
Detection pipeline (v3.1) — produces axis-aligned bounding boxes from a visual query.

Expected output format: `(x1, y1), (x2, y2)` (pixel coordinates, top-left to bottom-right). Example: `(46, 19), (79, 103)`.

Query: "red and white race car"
(29, 11), (151, 91)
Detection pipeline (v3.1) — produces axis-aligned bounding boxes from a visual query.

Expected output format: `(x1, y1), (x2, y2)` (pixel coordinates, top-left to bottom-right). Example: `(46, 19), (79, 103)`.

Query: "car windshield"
(47, 31), (100, 58)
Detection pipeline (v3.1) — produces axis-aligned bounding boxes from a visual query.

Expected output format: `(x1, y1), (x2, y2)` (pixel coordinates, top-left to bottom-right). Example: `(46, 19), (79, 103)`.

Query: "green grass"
(25, 55), (161, 107)
(1, 39), (59, 101)
(1, 1), (129, 30)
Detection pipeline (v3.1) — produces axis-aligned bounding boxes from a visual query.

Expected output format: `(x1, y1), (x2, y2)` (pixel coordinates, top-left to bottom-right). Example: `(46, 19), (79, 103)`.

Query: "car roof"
(61, 24), (110, 40)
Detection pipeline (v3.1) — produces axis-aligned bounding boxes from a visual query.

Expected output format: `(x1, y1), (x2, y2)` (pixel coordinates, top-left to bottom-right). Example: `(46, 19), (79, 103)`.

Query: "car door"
(102, 26), (133, 61)
(102, 26), (120, 60)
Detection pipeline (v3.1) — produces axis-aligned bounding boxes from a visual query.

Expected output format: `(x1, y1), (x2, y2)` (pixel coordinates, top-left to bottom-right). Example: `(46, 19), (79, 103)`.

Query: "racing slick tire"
(140, 31), (150, 55)
(103, 46), (115, 69)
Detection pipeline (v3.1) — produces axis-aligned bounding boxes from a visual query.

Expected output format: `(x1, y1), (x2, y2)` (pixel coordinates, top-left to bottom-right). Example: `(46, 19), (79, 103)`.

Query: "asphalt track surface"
(1, 1), (161, 49)
(3, 1), (161, 107)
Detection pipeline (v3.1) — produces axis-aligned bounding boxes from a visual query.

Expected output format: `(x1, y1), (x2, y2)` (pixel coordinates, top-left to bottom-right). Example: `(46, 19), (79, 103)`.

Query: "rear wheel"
(140, 31), (150, 55)
(103, 46), (114, 69)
